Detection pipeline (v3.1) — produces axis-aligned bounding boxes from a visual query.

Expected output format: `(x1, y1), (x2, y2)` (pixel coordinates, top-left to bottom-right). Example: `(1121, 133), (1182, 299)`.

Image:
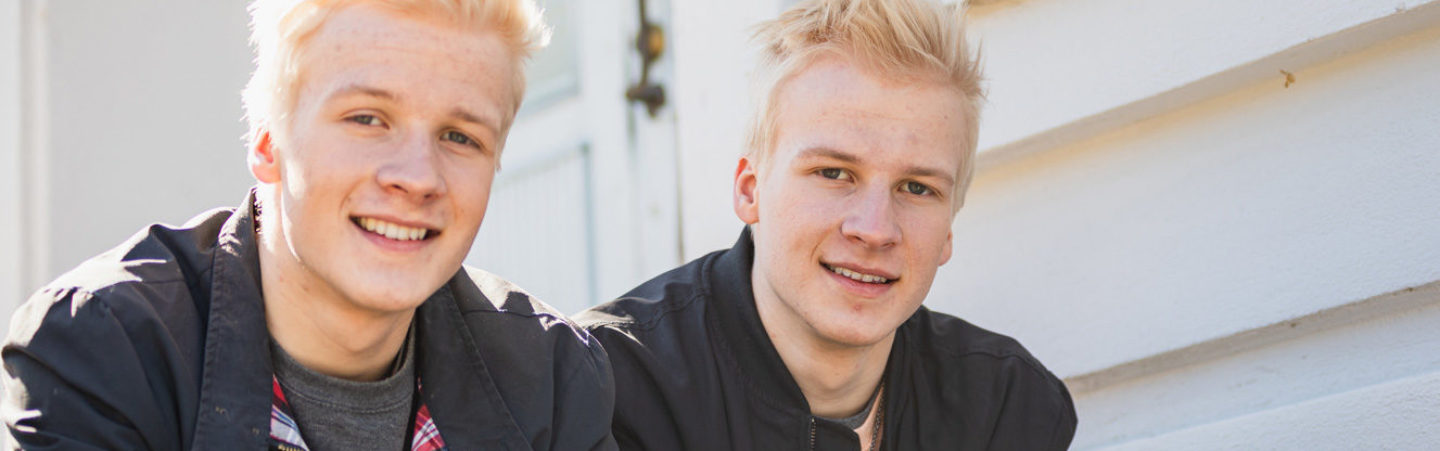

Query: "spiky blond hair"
(241, 0), (549, 148)
(747, 0), (984, 209)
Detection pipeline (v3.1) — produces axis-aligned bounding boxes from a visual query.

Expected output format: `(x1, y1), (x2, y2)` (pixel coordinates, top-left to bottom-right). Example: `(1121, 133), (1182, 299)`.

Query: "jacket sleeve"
(1044, 379), (1078, 451)
(547, 328), (618, 451)
(2, 287), (177, 451)
(577, 323), (683, 451)
(986, 361), (1077, 451)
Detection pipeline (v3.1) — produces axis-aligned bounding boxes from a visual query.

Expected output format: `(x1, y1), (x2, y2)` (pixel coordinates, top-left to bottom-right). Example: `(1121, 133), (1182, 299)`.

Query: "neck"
(754, 291), (892, 419)
(257, 218), (415, 382)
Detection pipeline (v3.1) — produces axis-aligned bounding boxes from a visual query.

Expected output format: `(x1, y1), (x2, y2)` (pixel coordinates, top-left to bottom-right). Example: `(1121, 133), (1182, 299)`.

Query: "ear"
(248, 128), (281, 184)
(733, 156), (761, 225)
(939, 229), (953, 266)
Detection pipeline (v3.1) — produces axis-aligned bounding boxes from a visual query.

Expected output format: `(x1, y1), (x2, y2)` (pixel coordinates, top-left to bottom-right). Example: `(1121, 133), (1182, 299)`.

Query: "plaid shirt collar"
(268, 376), (447, 451)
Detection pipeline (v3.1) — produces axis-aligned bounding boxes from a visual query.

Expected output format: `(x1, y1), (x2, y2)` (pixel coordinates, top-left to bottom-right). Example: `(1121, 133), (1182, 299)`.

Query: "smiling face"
(735, 54), (969, 348)
(249, 4), (515, 314)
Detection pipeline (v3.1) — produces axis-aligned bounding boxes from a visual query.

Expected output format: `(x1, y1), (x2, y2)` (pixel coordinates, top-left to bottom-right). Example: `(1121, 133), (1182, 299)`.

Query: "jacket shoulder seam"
(939, 347), (1073, 413)
(583, 288), (705, 333)
(584, 254), (716, 333)
(41, 276), (192, 301)
(463, 303), (604, 347)
(940, 347), (1057, 381)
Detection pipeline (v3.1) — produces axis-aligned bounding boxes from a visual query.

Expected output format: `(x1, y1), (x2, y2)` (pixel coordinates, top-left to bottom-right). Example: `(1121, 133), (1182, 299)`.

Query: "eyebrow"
(327, 84), (502, 133)
(795, 146), (957, 186)
(796, 147), (860, 164)
(330, 84), (395, 101)
(448, 108), (499, 134)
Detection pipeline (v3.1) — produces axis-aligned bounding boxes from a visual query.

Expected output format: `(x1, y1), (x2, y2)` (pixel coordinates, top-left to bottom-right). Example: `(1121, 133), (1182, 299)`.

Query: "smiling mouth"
(823, 263), (897, 284)
(352, 217), (439, 241)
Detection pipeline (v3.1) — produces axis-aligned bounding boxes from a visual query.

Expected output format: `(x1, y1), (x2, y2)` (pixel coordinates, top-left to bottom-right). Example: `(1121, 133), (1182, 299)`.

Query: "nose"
(840, 186), (901, 248)
(376, 130), (447, 202)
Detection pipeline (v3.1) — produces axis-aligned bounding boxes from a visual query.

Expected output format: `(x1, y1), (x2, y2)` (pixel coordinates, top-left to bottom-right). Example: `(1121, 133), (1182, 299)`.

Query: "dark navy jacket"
(577, 229), (1076, 450)
(2, 191), (616, 450)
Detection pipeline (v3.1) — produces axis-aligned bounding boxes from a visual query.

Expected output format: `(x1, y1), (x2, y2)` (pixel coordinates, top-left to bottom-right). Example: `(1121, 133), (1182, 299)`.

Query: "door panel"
(465, 0), (678, 314)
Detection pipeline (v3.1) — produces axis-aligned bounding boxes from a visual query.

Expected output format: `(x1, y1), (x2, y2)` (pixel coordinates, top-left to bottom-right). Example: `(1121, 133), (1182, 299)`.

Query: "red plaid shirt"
(268, 376), (446, 451)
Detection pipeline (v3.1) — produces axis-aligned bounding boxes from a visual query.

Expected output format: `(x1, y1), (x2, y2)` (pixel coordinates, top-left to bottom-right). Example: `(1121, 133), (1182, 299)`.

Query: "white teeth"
(357, 217), (429, 241)
(827, 264), (889, 284)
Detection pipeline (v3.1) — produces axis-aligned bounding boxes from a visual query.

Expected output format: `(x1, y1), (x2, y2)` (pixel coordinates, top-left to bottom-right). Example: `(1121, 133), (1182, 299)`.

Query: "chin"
(816, 321), (894, 348)
(341, 276), (443, 312)
(353, 290), (433, 313)
(368, 259), (458, 292)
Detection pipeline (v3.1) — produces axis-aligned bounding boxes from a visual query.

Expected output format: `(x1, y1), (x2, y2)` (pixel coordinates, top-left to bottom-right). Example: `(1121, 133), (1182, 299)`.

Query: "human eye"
(818, 168), (851, 180)
(346, 114), (384, 127)
(442, 130), (480, 149)
(903, 181), (934, 196)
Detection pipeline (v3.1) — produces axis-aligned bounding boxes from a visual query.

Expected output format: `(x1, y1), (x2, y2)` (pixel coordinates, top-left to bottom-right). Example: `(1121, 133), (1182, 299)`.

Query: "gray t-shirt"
(271, 329), (416, 451)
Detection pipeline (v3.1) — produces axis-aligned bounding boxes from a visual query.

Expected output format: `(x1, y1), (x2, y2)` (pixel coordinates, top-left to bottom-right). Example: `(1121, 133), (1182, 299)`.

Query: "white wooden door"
(466, 0), (679, 315)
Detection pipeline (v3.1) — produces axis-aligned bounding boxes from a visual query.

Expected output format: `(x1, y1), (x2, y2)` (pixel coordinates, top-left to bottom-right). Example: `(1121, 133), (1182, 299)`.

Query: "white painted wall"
(1, 1), (23, 332)
(672, 0), (778, 258)
(38, 0), (256, 281)
(944, 16), (1440, 379)
(968, 0), (1440, 167)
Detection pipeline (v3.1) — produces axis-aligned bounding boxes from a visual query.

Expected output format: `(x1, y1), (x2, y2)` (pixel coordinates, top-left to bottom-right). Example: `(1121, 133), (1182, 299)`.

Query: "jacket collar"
(414, 274), (533, 449)
(704, 228), (811, 414)
(705, 228), (911, 438)
(192, 188), (274, 449)
(191, 189), (532, 449)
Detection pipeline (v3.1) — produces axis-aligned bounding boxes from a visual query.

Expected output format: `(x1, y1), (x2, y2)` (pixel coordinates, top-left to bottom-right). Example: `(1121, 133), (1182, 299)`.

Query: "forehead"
(768, 55), (970, 173)
(297, 4), (517, 117)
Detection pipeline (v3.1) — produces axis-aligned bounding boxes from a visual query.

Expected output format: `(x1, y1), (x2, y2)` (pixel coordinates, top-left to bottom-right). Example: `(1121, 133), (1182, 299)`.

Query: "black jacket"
(577, 230), (1076, 450)
(2, 191), (617, 450)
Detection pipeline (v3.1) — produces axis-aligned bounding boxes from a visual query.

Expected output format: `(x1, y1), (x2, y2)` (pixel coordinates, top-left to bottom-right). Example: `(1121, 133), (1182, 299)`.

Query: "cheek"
(282, 140), (344, 192)
(448, 165), (496, 223)
(759, 180), (836, 227)
(905, 212), (955, 259)
(458, 198), (488, 228)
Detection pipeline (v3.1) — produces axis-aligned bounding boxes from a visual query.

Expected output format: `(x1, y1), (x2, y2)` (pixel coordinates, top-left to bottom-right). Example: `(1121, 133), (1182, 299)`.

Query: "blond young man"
(2, 1), (615, 449)
(577, 0), (1075, 449)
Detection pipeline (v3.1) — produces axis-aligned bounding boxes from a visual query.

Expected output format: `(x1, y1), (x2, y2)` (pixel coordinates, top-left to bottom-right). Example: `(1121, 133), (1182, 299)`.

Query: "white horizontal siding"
(1103, 369), (1440, 450)
(970, 0), (1440, 167)
(1076, 282), (1440, 448)
(935, 19), (1440, 379)
(930, 1), (1440, 447)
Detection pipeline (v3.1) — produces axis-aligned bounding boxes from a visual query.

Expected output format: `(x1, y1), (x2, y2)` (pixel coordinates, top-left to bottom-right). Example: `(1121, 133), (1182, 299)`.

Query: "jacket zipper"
(809, 417), (817, 450)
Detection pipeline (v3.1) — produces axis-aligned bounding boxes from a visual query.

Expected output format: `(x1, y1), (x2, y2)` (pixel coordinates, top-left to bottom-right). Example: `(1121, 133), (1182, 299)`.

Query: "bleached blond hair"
(241, 0), (549, 148)
(746, 0), (984, 209)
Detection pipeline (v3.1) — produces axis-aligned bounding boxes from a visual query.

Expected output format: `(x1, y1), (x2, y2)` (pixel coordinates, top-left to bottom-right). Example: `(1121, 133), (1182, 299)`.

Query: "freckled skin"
(254, 4), (515, 318)
(735, 53), (970, 350)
